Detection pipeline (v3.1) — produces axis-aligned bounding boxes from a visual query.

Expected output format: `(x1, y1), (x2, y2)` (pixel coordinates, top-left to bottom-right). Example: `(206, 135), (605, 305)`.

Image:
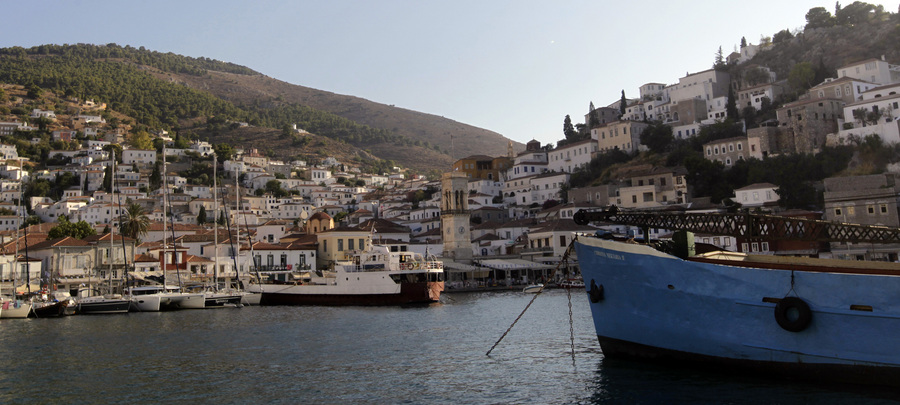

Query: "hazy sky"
(3, 1), (899, 147)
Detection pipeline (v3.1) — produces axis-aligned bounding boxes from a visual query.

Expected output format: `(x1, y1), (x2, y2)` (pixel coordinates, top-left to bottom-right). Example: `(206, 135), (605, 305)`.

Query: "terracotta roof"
(29, 236), (90, 250)
(133, 254), (158, 263)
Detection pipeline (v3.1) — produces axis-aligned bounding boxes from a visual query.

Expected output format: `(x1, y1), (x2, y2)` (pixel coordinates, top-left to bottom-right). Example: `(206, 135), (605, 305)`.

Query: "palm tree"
(119, 202), (150, 243)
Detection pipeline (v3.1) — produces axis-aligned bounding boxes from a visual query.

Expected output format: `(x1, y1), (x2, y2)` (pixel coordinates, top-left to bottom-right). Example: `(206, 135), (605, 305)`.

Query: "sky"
(3, 1), (899, 148)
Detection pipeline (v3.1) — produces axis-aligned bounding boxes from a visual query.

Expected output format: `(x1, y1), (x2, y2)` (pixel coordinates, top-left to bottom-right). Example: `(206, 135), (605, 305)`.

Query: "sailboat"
(1, 172), (34, 318)
(203, 154), (242, 308)
(77, 151), (131, 315)
(126, 145), (203, 311)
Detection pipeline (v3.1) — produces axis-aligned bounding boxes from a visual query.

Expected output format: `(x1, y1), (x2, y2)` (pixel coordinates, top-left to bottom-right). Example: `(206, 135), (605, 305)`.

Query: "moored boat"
(203, 290), (243, 308)
(31, 296), (76, 317)
(522, 284), (544, 293)
(77, 295), (131, 314)
(253, 245), (444, 306)
(574, 234), (900, 388)
(0, 297), (32, 318)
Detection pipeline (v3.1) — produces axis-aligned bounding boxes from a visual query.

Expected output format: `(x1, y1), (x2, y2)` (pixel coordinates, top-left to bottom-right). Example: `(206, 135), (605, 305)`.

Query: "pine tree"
(726, 85), (738, 119)
(198, 205), (207, 224)
(563, 115), (577, 140)
(102, 165), (112, 193)
(619, 90), (627, 116)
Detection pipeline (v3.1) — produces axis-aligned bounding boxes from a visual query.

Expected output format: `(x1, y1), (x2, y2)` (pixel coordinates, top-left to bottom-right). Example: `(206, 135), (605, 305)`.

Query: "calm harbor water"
(1, 289), (898, 404)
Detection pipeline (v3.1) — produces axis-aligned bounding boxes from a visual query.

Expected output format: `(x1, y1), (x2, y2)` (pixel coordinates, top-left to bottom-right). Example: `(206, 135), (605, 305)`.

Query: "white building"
(838, 57), (900, 86)
(548, 139), (597, 173)
(734, 183), (780, 207)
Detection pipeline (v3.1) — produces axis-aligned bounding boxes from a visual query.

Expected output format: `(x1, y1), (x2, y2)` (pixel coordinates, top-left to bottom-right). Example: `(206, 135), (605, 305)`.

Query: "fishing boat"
(252, 245), (444, 306)
(573, 207), (900, 388)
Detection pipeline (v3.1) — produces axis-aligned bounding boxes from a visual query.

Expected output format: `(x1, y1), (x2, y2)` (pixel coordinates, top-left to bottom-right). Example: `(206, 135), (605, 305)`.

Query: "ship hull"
(258, 281), (443, 306)
(77, 299), (131, 314)
(574, 236), (900, 387)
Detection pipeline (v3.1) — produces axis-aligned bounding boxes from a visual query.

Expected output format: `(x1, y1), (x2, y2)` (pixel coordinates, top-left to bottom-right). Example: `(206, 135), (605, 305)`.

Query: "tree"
(563, 115), (578, 140)
(835, 1), (883, 26)
(198, 205), (207, 224)
(149, 161), (161, 190)
(772, 29), (794, 44)
(788, 62), (816, 94)
(639, 123), (674, 154)
(740, 37), (747, 48)
(741, 106), (758, 128)
(619, 90), (627, 116)
(128, 131), (154, 150)
(118, 202), (150, 243)
(805, 7), (835, 29)
(726, 86), (738, 120)
(102, 165), (112, 193)
(714, 46), (725, 68)
(48, 216), (97, 240)
(213, 143), (235, 164)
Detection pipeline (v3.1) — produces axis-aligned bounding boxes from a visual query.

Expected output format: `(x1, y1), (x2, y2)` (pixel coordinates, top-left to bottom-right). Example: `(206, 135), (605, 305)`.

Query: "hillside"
(0, 44), (519, 172)
(165, 70), (521, 160)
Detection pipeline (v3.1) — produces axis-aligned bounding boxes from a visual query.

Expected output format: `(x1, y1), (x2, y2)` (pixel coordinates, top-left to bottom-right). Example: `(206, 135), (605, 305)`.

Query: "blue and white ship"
(574, 233), (900, 387)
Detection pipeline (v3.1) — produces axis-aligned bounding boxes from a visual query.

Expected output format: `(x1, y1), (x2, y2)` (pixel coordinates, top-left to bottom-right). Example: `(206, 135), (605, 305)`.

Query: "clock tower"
(441, 171), (472, 262)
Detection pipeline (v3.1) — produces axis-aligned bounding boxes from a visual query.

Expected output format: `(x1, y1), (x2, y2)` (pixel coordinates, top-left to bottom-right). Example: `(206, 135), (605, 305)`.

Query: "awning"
(477, 259), (554, 271)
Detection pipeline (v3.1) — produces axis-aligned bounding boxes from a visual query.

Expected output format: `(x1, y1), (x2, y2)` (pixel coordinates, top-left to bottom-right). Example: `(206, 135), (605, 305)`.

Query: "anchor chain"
(486, 238), (580, 361)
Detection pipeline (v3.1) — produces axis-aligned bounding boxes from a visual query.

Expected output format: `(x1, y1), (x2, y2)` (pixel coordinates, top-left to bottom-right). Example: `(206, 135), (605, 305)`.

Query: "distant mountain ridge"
(0, 44), (521, 171)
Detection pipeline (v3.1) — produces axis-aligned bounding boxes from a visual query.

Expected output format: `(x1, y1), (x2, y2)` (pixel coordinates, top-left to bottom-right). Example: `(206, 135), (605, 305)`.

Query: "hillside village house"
(548, 139), (596, 174)
(615, 167), (689, 209)
(733, 183), (779, 208)
(704, 136), (748, 167)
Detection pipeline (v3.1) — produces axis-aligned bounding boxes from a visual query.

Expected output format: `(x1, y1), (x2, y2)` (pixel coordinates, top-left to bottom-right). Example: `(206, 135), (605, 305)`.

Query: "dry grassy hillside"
(167, 70), (522, 159)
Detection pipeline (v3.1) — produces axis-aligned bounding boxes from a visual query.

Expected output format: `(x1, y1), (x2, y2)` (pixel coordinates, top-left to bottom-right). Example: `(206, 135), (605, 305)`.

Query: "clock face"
(458, 226), (465, 234)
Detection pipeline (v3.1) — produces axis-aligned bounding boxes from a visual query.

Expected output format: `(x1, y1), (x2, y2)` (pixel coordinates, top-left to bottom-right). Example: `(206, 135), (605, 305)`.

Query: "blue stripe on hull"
(575, 238), (900, 384)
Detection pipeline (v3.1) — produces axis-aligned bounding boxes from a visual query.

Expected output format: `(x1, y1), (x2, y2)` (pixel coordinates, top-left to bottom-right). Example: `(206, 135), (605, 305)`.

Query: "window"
(323, 240), (328, 252)
(835, 208), (842, 216)
(632, 195), (637, 203)
(642, 192), (653, 202)
(348, 238), (355, 251)
(737, 143), (742, 151)
(868, 205), (875, 214)
(761, 242), (769, 252)
(751, 242), (759, 252)
(741, 243), (749, 252)
(559, 235), (566, 246)
(881, 204), (888, 214)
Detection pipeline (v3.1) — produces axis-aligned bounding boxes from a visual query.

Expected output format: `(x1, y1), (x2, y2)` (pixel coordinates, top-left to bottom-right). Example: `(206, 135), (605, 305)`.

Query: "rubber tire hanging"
(774, 296), (812, 332)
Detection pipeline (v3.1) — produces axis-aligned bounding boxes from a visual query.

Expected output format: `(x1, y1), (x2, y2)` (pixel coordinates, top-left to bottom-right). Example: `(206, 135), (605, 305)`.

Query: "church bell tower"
(441, 172), (472, 262)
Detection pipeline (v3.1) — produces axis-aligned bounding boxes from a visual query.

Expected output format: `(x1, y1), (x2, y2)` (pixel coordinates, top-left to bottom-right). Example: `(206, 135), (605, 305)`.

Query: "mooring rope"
(486, 239), (579, 359)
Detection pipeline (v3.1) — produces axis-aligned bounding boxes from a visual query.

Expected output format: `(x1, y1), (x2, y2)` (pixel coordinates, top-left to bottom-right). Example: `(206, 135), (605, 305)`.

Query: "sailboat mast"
(212, 153), (219, 290)
(162, 145), (167, 284)
(109, 150), (115, 293)
(13, 158), (21, 295)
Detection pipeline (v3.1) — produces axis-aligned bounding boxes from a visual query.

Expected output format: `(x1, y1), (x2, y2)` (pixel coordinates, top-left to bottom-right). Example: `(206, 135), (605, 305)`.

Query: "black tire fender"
(774, 296), (812, 332)
(589, 279), (604, 303)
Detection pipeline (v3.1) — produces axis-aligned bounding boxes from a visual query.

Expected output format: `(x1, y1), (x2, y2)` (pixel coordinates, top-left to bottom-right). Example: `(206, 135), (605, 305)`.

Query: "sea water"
(0, 289), (896, 404)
